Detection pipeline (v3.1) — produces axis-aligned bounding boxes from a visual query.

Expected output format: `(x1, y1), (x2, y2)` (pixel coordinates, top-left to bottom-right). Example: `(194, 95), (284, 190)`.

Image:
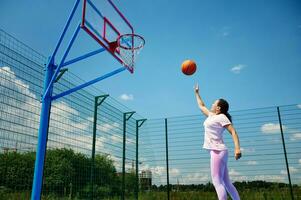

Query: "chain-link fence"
(0, 29), (141, 199)
(139, 106), (301, 199)
(1, 29), (301, 199)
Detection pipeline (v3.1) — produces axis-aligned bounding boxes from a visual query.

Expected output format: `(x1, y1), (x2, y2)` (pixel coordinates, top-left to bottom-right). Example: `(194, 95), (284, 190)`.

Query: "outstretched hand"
(194, 83), (199, 93)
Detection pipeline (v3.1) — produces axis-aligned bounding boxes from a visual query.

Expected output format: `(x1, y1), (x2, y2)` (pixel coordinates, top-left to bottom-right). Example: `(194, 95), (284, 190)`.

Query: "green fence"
(0, 29), (301, 200)
(0, 29), (141, 199)
(139, 107), (301, 199)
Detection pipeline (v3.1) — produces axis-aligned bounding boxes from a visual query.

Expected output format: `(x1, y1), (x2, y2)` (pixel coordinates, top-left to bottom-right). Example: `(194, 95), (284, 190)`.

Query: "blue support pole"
(52, 0), (80, 58)
(52, 66), (126, 100)
(30, 0), (132, 199)
(62, 48), (106, 67)
(31, 58), (55, 200)
(42, 24), (81, 100)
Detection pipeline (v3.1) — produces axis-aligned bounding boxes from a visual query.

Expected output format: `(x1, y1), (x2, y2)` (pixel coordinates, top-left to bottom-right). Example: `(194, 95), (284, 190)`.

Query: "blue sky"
(1, 0), (300, 119)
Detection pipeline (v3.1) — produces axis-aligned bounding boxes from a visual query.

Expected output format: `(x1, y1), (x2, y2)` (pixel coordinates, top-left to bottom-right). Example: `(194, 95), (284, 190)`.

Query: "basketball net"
(117, 34), (145, 70)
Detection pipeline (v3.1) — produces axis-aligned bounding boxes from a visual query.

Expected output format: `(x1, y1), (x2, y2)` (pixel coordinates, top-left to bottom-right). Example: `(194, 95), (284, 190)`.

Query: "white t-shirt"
(203, 112), (231, 150)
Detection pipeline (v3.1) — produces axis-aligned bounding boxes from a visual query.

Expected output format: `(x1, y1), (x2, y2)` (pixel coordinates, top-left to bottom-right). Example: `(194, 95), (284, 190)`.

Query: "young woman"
(194, 83), (241, 200)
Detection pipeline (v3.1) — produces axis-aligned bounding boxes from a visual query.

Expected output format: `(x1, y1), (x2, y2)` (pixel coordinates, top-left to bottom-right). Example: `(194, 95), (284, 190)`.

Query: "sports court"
(0, 0), (300, 199)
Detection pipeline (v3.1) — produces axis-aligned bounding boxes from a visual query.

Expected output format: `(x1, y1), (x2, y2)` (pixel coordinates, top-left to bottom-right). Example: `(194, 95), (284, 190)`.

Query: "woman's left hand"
(235, 148), (241, 160)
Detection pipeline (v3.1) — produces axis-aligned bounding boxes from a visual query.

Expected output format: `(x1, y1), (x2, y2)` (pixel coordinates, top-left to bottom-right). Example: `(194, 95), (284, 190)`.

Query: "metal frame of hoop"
(117, 33), (145, 50)
(116, 33), (145, 71)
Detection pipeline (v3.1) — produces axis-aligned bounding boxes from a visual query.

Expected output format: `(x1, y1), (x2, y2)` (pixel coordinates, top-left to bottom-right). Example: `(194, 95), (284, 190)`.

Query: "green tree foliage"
(0, 149), (121, 198)
(94, 154), (121, 196)
(43, 148), (76, 195)
(0, 151), (35, 191)
(125, 172), (136, 193)
(2, 149), (298, 199)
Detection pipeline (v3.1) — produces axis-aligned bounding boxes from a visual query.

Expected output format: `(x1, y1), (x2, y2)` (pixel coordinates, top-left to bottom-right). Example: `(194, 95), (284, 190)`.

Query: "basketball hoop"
(117, 33), (145, 72)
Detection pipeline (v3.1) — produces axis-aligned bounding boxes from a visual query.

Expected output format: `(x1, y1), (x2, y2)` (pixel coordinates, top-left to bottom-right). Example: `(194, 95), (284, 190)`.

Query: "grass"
(136, 189), (300, 200)
(1, 188), (300, 200)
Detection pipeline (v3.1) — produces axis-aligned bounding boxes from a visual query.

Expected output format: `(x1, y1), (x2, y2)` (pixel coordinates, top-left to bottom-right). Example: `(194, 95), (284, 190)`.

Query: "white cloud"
(230, 64), (246, 74)
(261, 123), (301, 140)
(94, 122), (126, 146)
(0, 66), (108, 155)
(241, 147), (256, 153)
(139, 164), (167, 184)
(253, 175), (285, 182)
(140, 165), (180, 177)
(281, 167), (298, 175)
(48, 134), (97, 153)
(110, 133), (135, 146)
(0, 66), (41, 142)
(182, 172), (210, 184)
(106, 153), (136, 172)
(232, 175), (249, 182)
(139, 163), (150, 171)
(170, 168), (180, 177)
(120, 94), (134, 101)
(261, 123), (286, 134)
(290, 133), (301, 141)
(52, 101), (79, 116)
(229, 169), (241, 176)
(246, 161), (258, 165)
(0, 66), (37, 99)
(111, 134), (123, 144)
(139, 166), (209, 185)
(100, 122), (120, 132)
(151, 166), (165, 176)
(51, 101), (90, 132)
(228, 169), (248, 182)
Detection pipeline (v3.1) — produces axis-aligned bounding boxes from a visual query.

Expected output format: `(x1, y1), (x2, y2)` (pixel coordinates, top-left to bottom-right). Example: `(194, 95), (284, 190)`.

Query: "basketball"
(181, 60), (197, 75)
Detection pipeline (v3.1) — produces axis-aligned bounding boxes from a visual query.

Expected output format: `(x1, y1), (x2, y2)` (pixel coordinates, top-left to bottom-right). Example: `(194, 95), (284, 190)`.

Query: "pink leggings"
(210, 150), (240, 200)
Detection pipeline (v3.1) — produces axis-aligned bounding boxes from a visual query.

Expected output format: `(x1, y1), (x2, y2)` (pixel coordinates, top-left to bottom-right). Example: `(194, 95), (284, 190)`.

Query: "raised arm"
(194, 83), (210, 117)
(225, 124), (242, 160)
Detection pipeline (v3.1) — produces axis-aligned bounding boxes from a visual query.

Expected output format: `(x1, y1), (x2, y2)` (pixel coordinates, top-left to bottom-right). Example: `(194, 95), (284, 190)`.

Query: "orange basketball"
(181, 60), (197, 75)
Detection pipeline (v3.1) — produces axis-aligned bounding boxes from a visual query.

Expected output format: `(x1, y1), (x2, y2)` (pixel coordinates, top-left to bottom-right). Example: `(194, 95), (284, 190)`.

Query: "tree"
(43, 148), (75, 195)
(0, 151), (35, 190)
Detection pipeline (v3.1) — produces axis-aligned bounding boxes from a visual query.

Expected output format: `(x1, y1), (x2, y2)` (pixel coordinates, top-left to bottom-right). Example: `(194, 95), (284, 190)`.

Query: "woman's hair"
(218, 99), (232, 123)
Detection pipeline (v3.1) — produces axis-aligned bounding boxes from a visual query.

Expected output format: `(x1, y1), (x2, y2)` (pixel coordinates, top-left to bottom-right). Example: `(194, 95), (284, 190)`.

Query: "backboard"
(81, 0), (143, 73)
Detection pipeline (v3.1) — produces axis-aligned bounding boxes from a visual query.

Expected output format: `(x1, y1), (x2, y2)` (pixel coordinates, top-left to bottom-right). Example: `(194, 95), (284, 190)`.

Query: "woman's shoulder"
(218, 113), (227, 117)
(208, 112), (215, 117)
(217, 113), (232, 125)
(216, 113), (228, 120)
(208, 112), (226, 117)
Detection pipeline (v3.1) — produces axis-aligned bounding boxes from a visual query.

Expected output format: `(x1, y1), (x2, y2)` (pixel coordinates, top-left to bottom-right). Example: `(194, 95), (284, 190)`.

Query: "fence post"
(91, 94), (109, 199)
(277, 106), (294, 200)
(135, 119), (147, 200)
(122, 111), (135, 200)
(165, 118), (170, 200)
